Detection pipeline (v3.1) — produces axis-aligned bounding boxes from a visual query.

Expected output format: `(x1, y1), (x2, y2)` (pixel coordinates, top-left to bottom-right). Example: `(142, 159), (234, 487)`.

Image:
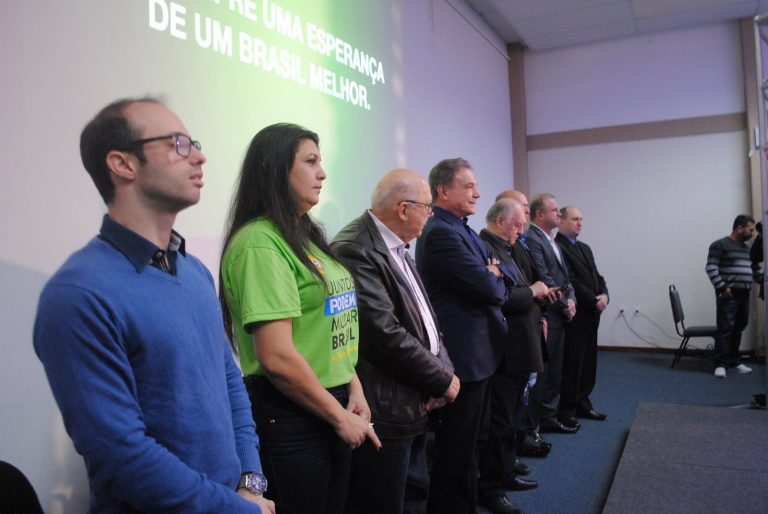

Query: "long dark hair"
(219, 123), (337, 346)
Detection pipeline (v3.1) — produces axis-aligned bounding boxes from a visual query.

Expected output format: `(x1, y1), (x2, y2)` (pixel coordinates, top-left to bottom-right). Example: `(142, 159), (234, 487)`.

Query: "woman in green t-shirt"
(219, 123), (381, 514)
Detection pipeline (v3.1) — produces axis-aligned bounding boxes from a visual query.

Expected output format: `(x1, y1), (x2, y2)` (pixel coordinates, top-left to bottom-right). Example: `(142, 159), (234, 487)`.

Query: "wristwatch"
(237, 472), (268, 496)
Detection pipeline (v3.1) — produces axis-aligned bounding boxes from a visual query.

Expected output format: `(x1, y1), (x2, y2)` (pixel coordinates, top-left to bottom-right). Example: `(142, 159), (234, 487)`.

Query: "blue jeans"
(714, 291), (750, 368)
(245, 376), (352, 514)
(346, 433), (429, 514)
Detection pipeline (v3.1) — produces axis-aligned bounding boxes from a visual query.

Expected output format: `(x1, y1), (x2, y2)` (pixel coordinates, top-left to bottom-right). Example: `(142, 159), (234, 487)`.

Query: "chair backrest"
(668, 284), (685, 333)
(0, 461), (44, 514)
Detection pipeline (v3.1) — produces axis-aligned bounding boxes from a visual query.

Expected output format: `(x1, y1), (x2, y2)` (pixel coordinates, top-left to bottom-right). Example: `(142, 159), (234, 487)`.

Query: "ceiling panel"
(636, 3), (757, 32)
(512, 2), (634, 39)
(524, 20), (638, 50)
(490, 0), (629, 21)
(463, 0), (768, 50)
(632, 0), (756, 19)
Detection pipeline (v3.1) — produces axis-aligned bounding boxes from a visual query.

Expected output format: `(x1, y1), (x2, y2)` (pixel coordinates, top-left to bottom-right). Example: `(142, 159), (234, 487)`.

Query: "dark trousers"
(346, 433), (428, 514)
(478, 372), (527, 501)
(560, 315), (600, 417)
(540, 315), (565, 422)
(523, 370), (542, 434)
(714, 291), (750, 368)
(245, 376), (352, 514)
(427, 378), (491, 514)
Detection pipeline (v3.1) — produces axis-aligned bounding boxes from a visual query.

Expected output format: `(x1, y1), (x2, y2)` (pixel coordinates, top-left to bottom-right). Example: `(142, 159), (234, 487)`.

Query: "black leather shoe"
(518, 443), (549, 458)
(513, 458), (531, 476)
(517, 434), (551, 457)
(557, 416), (581, 429)
(577, 409), (607, 421)
(506, 475), (539, 491)
(532, 434), (552, 451)
(478, 495), (524, 514)
(540, 418), (579, 434)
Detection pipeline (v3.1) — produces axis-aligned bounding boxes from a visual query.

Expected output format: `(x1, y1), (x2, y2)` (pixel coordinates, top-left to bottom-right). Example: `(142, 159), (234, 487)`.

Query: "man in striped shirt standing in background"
(706, 215), (760, 378)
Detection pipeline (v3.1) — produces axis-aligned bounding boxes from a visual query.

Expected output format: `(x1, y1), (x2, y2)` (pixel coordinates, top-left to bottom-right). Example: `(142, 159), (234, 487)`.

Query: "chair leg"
(671, 336), (690, 368)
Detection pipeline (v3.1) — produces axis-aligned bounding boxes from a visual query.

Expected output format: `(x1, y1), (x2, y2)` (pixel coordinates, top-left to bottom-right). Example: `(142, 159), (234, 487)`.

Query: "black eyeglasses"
(121, 133), (201, 157)
(401, 200), (434, 214)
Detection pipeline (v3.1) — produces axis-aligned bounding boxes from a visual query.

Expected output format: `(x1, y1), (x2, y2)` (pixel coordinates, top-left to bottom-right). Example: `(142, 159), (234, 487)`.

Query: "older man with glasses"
(333, 168), (459, 514)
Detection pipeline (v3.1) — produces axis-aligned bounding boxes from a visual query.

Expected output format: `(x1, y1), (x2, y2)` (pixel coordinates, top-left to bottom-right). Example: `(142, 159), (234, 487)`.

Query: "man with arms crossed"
(478, 199), (554, 513)
(555, 206), (608, 421)
(495, 190), (553, 458)
(416, 158), (509, 514)
(34, 97), (274, 513)
(333, 168), (459, 514)
(706, 214), (758, 378)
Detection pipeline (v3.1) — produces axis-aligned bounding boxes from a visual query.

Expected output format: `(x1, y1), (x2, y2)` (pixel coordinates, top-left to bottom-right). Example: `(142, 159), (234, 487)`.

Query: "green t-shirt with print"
(221, 218), (358, 388)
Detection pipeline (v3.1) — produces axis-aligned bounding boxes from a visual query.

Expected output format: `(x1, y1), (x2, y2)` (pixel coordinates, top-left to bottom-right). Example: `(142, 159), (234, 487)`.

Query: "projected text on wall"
(147, 0), (387, 111)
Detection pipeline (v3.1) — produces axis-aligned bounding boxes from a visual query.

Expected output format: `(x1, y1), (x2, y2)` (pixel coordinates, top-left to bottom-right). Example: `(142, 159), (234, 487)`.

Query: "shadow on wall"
(0, 261), (89, 514)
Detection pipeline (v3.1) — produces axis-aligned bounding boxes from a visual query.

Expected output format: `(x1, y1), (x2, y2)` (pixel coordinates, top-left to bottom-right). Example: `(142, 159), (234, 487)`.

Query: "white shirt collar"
(531, 222), (557, 241)
(369, 210), (407, 250)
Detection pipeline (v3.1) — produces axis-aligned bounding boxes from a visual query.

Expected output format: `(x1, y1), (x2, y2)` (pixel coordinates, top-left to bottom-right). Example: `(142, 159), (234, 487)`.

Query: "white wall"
(0, 1), (511, 512)
(524, 22), (754, 349)
(525, 23), (744, 133)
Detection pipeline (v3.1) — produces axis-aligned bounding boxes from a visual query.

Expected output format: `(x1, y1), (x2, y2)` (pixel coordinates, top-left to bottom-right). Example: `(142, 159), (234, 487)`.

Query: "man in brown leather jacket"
(332, 168), (459, 514)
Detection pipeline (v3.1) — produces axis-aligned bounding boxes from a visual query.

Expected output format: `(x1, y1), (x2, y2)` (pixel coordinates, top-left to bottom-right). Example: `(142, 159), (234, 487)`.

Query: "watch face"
(245, 473), (268, 494)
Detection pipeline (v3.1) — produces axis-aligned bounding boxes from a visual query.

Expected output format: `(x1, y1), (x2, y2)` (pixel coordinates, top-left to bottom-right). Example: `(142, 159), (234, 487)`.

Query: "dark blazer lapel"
(530, 225), (560, 269)
(480, 229), (528, 286)
(434, 207), (487, 264)
(576, 241), (600, 286)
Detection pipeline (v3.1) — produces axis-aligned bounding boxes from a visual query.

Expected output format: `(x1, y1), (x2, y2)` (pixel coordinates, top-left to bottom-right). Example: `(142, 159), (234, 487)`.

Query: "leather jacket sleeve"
(335, 242), (454, 397)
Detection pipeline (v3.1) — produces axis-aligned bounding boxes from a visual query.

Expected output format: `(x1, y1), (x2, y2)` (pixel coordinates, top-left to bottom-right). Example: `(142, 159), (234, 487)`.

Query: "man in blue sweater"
(33, 97), (275, 513)
(706, 214), (759, 379)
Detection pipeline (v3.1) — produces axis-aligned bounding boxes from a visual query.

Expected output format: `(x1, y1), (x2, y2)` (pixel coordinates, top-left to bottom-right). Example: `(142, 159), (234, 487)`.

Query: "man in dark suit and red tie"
(416, 158), (512, 514)
(555, 206), (609, 422)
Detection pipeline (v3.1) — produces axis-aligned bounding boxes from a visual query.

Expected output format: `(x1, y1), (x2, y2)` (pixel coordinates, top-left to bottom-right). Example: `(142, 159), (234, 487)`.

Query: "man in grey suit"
(525, 193), (579, 434)
(333, 168), (459, 514)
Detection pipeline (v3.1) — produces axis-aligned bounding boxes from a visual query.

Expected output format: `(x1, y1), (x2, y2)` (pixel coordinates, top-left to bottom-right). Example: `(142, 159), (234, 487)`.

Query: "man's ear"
(397, 200), (409, 220)
(106, 150), (139, 182)
(436, 184), (447, 200)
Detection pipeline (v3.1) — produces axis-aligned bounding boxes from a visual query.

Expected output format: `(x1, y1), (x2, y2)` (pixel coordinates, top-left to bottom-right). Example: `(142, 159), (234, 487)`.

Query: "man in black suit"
(555, 207), (608, 421)
(495, 190), (553, 458)
(415, 158), (510, 514)
(525, 194), (579, 434)
(477, 199), (554, 507)
(332, 169), (460, 514)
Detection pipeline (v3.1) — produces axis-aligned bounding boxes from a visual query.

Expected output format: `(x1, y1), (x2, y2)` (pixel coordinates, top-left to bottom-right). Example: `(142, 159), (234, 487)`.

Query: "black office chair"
(0, 461), (44, 514)
(669, 284), (717, 368)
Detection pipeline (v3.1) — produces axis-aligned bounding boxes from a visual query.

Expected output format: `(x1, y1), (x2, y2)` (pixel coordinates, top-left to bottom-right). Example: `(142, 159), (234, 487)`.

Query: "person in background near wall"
(555, 207), (608, 422)
(706, 214), (759, 379)
(219, 123), (380, 514)
(750, 221), (764, 300)
(332, 168), (459, 514)
(34, 97), (274, 513)
(416, 158), (509, 514)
